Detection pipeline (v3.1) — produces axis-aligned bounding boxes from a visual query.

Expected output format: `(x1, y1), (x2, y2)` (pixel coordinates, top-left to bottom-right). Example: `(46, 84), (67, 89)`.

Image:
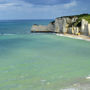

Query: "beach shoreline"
(56, 33), (90, 41)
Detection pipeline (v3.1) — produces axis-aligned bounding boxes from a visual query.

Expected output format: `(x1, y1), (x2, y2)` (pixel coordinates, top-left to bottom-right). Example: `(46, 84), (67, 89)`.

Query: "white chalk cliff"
(31, 14), (90, 36)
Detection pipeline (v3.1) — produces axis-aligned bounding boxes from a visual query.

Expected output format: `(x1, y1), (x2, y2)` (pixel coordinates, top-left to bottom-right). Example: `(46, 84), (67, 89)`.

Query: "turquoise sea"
(0, 20), (90, 90)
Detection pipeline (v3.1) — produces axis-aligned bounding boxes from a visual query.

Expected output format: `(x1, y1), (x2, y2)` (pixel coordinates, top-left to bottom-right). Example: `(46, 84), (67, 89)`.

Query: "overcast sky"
(0, 0), (90, 20)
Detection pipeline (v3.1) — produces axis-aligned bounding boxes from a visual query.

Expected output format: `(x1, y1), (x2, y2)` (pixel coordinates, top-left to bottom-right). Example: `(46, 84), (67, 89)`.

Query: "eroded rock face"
(74, 27), (79, 35)
(55, 18), (67, 33)
(68, 27), (73, 34)
(88, 24), (90, 36)
(55, 17), (78, 34)
(47, 22), (55, 32)
(55, 18), (63, 33)
(81, 19), (89, 36)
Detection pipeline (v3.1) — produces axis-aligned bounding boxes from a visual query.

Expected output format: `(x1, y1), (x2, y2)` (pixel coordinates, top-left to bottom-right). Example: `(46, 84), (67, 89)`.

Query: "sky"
(0, 0), (90, 20)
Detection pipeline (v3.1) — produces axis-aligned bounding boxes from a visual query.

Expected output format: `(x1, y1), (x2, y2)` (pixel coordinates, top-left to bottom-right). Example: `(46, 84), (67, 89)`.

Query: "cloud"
(64, 0), (77, 8)
(0, 0), (25, 8)
(21, 0), (71, 5)
(0, 0), (77, 8)
(0, 0), (89, 20)
(0, 3), (20, 7)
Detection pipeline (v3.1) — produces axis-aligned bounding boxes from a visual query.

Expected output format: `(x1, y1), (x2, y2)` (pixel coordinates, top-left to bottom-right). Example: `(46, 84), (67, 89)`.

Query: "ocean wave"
(0, 33), (21, 36)
(86, 75), (90, 79)
(56, 34), (90, 41)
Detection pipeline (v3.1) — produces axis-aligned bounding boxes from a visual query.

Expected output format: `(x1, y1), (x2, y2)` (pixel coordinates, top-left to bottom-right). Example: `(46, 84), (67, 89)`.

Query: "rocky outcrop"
(31, 14), (90, 37)
(31, 17), (78, 33)
(31, 24), (48, 32)
(47, 22), (55, 32)
(31, 24), (54, 33)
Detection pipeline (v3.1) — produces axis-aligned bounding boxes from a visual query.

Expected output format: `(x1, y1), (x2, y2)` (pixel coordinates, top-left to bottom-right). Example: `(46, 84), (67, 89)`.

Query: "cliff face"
(55, 17), (78, 33)
(31, 14), (90, 36)
(81, 19), (90, 36)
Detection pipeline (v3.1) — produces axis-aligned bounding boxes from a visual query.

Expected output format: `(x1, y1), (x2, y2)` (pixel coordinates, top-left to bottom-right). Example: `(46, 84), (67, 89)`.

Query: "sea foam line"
(0, 33), (17, 36)
(56, 34), (90, 41)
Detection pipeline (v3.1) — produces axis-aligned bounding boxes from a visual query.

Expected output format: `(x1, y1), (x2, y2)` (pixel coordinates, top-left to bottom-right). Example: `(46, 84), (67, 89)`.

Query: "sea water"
(0, 20), (90, 90)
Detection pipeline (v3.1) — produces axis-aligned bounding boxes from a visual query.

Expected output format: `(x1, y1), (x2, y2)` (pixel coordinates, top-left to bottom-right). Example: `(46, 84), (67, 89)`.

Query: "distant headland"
(31, 14), (90, 40)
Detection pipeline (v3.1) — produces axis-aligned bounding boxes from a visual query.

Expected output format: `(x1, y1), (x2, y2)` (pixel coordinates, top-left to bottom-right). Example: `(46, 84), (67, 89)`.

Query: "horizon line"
(0, 19), (54, 21)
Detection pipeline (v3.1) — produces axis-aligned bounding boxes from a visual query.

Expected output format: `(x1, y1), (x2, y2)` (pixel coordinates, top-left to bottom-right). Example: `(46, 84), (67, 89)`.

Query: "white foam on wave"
(86, 76), (90, 79)
(56, 34), (90, 41)
(0, 33), (16, 36)
(61, 88), (76, 90)
(41, 80), (46, 82)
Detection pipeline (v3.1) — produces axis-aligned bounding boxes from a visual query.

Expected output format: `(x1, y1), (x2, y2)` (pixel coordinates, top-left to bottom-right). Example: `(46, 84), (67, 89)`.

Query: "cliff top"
(77, 14), (90, 23)
(57, 13), (90, 22)
(56, 14), (90, 27)
(74, 14), (90, 27)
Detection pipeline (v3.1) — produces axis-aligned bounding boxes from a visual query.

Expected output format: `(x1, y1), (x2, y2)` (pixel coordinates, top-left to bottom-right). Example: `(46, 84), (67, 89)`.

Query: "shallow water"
(0, 20), (90, 90)
(0, 34), (90, 90)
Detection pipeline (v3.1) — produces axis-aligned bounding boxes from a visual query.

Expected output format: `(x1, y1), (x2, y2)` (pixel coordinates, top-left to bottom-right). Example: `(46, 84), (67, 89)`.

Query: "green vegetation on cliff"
(78, 14), (90, 23)
(56, 14), (90, 27)
(74, 14), (90, 27)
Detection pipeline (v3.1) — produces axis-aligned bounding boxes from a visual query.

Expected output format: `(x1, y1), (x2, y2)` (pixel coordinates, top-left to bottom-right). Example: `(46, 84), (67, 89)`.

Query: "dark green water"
(0, 20), (90, 90)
